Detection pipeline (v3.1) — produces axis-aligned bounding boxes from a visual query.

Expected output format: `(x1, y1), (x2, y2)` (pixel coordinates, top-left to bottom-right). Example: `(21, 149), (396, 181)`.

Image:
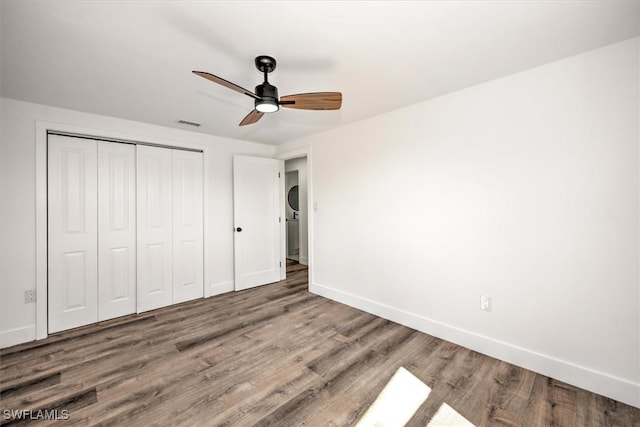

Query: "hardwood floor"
(1, 261), (638, 426)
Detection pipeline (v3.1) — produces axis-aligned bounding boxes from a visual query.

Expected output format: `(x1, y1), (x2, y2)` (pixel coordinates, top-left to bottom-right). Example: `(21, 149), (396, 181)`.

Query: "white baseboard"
(300, 255), (308, 265)
(0, 325), (36, 349)
(310, 281), (640, 409)
(208, 280), (234, 297)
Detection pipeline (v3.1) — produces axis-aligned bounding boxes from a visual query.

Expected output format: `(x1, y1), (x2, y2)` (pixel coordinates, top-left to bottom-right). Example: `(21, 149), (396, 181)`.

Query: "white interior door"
(137, 145), (173, 312)
(98, 141), (136, 321)
(48, 135), (98, 333)
(172, 149), (204, 303)
(233, 155), (283, 290)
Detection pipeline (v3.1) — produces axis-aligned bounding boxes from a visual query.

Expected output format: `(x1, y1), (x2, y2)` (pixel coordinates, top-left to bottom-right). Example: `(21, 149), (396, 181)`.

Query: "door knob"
(236, 227), (242, 232)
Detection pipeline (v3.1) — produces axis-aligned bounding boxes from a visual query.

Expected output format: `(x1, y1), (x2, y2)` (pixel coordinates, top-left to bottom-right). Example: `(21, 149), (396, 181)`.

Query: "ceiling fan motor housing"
(255, 82), (279, 112)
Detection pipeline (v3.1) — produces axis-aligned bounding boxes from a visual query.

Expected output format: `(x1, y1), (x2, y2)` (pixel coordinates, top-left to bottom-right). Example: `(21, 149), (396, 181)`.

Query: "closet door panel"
(172, 150), (204, 303)
(137, 145), (173, 312)
(48, 135), (98, 333)
(98, 141), (136, 321)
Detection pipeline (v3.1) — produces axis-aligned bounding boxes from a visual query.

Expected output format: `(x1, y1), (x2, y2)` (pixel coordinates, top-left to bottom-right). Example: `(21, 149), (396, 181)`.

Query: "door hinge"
(279, 216), (281, 223)
(278, 172), (281, 178)
(280, 261), (282, 267)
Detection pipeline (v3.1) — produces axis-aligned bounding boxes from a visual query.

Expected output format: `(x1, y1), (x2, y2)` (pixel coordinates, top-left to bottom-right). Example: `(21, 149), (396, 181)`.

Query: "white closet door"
(98, 141), (136, 321)
(48, 135), (98, 333)
(137, 145), (173, 312)
(172, 150), (204, 303)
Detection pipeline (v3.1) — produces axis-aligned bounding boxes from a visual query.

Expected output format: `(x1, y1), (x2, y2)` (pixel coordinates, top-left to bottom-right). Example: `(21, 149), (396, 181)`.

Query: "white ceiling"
(1, 1), (638, 145)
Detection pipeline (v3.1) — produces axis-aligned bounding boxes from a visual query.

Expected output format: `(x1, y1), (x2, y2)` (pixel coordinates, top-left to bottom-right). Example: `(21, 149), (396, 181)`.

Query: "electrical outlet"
(25, 289), (36, 304)
(480, 295), (492, 312)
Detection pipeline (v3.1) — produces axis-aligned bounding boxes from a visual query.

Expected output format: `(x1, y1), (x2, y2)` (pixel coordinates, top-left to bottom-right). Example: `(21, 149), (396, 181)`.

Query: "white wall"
(282, 38), (640, 407)
(285, 157), (308, 265)
(0, 97), (274, 348)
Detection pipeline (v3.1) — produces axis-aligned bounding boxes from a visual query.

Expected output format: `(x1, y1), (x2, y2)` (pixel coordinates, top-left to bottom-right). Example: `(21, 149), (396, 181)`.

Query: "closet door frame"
(34, 122), (210, 341)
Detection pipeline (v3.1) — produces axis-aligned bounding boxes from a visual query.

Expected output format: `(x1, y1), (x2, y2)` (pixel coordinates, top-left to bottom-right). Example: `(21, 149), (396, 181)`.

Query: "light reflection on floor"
(356, 367), (475, 427)
(427, 403), (475, 427)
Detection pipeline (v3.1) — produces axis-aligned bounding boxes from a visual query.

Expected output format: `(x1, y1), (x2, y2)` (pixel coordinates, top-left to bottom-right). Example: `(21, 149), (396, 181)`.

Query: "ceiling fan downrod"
(254, 56), (279, 112)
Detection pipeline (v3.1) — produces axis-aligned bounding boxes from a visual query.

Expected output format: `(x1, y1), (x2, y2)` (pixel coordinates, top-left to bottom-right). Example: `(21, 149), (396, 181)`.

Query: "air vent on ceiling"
(177, 119), (201, 127)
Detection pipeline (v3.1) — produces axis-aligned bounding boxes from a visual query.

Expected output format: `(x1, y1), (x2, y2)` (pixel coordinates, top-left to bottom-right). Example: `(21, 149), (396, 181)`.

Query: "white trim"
(284, 168), (304, 266)
(35, 122), (48, 339)
(275, 146), (313, 284)
(279, 160), (286, 280)
(202, 141), (211, 299)
(35, 120), (212, 340)
(310, 281), (640, 409)
(209, 280), (234, 296)
(0, 325), (36, 348)
(637, 35), (640, 405)
(276, 146), (309, 161)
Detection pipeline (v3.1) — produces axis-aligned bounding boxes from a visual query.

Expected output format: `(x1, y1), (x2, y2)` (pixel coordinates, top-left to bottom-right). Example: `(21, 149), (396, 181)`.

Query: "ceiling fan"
(193, 55), (342, 126)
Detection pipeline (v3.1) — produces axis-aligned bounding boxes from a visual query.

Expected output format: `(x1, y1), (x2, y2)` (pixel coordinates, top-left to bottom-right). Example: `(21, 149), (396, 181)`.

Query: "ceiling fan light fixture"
(255, 99), (279, 113)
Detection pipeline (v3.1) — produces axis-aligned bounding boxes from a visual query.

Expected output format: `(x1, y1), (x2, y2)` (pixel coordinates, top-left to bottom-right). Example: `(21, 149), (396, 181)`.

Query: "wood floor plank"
(0, 372), (61, 400)
(439, 349), (501, 425)
(522, 375), (592, 427)
(1, 261), (638, 426)
(170, 337), (337, 426)
(476, 361), (537, 426)
(406, 346), (497, 426)
(252, 348), (389, 427)
(0, 316), (159, 378)
(577, 392), (640, 427)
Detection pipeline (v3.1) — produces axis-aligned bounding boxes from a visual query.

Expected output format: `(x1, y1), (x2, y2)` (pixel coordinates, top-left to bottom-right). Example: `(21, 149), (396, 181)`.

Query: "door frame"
(275, 147), (313, 284)
(35, 121), (210, 340)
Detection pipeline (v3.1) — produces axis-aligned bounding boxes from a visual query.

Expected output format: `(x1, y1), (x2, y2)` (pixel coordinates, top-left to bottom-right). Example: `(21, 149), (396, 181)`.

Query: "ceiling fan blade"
(279, 92), (342, 110)
(192, 71), (260, 100)
(239, 109), (264, 126)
